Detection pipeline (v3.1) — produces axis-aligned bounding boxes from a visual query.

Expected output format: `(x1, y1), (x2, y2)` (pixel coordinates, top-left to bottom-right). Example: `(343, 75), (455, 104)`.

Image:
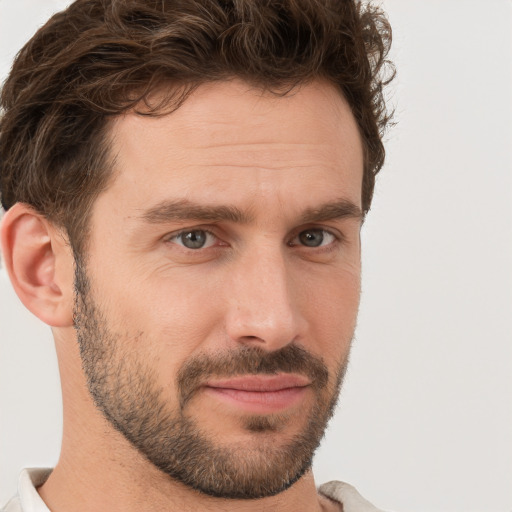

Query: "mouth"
(202, 374), (311, 414)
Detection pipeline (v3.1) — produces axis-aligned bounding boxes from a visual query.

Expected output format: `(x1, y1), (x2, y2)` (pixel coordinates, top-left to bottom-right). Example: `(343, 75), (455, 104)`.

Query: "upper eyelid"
(290, 225), (344, 241)
(285, 228), (344, 252)
(163, 225), (344, 245)
(164, 229), (220, 251)
(165, 226), (218, 241)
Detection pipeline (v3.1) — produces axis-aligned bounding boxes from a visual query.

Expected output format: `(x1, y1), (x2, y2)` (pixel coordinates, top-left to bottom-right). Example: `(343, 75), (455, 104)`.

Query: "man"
(0, 0), (393, 511)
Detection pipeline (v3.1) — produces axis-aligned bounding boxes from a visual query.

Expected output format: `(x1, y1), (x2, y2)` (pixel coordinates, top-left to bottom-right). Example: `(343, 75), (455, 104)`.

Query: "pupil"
(299, 230), (323, 247)
(182, 230), (206, 249)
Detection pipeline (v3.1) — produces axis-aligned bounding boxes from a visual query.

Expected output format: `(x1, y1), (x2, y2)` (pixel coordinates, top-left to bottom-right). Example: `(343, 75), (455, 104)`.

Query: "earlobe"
(1, 203), (75, 327)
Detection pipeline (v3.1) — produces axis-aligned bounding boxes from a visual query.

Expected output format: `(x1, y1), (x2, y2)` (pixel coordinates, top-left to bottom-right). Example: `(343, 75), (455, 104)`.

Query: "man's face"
(74, 79), (364, 499)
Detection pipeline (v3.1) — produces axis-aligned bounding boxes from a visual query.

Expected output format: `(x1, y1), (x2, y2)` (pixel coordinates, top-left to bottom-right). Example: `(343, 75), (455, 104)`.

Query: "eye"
(169, 229), (217, 249)
(293, 228), (336, 248)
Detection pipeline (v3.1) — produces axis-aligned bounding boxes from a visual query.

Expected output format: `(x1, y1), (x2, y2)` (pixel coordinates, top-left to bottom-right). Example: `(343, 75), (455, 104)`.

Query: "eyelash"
(165, 226), (342, 252)
(166, 228), (220, 249)
(287, 228), (339, 249)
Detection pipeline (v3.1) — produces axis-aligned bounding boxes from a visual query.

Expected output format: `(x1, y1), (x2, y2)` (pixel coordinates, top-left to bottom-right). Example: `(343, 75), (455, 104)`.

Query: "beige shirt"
(1, 468), (385, 512)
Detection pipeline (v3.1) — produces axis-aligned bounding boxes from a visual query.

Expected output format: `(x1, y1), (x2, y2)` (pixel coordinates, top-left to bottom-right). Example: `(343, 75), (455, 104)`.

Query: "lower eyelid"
(166, 228), (343, 249)
(167, 230), (217, 247)
(291, 229), (339, 247)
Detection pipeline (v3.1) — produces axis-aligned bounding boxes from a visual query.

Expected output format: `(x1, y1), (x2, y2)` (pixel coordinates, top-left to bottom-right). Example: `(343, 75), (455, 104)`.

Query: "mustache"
(177, 344), (329, 408)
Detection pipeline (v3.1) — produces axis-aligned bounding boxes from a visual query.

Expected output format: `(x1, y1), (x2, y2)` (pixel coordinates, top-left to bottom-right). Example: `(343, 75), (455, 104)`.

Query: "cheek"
(298, 267), (360, 360)
(106, 273), (223, 362)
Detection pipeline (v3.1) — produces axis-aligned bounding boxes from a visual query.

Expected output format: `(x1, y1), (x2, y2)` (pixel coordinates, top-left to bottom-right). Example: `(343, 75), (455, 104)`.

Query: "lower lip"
(203, 386), (309, 414)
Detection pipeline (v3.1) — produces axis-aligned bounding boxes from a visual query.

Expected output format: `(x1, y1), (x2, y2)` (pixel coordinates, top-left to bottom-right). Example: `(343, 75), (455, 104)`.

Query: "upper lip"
(204, 374), (311, 392)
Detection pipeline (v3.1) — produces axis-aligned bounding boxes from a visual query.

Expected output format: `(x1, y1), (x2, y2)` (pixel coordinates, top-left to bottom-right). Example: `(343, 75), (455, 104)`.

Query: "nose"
(224, 243), (306, 351)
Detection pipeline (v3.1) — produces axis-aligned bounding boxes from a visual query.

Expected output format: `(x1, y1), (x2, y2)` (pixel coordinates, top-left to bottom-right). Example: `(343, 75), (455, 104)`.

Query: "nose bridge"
(225, 241), (303, 349)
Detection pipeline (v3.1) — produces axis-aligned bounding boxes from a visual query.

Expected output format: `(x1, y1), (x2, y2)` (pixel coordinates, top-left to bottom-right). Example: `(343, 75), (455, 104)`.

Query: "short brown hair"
(0, 0), (393, 254)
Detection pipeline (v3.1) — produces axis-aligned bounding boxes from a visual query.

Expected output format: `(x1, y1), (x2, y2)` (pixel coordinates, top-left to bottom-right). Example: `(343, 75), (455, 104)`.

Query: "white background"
(1, 1), (511, 511)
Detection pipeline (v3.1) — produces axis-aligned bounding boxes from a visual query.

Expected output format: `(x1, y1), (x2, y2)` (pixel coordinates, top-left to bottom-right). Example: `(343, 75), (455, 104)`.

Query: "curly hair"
(0, 0), (394, 253)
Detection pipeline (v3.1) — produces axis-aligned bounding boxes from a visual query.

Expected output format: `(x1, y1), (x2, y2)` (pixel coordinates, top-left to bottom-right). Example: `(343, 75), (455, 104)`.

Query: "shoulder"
(319, 481), (388, 512)
(1, 468), (52, 512)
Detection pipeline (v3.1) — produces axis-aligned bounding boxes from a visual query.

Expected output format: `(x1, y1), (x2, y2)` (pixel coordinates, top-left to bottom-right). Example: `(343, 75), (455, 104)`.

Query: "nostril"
(240, 335), (265, 343)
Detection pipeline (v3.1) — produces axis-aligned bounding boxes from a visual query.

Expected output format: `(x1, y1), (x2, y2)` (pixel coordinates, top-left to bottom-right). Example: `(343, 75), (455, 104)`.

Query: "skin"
(1, 79), (364, 512)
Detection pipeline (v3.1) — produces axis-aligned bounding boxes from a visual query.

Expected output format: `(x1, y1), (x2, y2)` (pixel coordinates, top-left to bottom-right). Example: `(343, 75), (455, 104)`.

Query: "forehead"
(112, 79), (361, 156)
(102, 79), (363, 217)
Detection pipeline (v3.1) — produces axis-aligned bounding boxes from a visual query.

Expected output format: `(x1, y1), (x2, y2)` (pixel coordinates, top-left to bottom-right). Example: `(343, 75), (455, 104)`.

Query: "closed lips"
(204, 374), (311, 392)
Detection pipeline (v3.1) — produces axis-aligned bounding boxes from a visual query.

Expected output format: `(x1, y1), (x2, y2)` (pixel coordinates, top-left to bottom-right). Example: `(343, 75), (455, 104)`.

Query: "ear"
(1, 203), (75, 327)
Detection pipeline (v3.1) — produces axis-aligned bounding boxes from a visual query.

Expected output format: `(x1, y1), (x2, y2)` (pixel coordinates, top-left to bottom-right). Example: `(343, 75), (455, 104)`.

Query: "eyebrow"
(140, 199), (252, 224)
(139, 198), (363, 225)
(300, 199), (364, 224)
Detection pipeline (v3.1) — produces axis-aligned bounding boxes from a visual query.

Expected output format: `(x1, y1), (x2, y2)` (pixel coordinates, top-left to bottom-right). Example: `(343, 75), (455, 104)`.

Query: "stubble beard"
(73, 261), (350, 499)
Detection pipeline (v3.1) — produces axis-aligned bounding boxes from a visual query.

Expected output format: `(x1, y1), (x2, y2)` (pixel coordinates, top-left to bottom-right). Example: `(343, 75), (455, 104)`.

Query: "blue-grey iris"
(299, 229), (324, 247)
(181, 230), (207, 249)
